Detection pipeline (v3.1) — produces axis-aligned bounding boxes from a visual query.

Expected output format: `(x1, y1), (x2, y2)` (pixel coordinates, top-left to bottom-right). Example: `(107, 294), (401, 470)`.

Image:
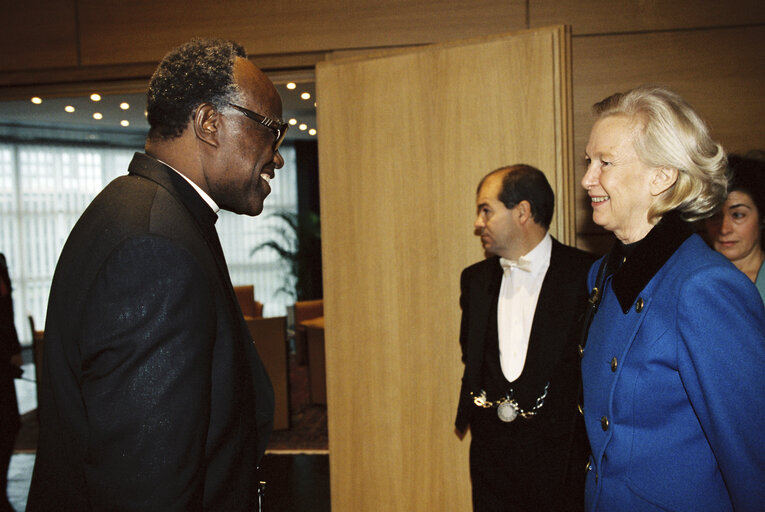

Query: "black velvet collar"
(609, 211), (694, 313)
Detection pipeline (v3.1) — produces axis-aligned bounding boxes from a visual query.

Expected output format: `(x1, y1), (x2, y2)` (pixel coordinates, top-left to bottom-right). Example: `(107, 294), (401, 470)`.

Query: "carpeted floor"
(267, 355), (329, 453)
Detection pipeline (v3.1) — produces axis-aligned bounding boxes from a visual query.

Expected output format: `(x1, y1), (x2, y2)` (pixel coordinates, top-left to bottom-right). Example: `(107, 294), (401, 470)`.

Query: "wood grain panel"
(316, 27), (571, 511)
(572, 25), (765, 239)
(77, 0), (526, 66)
(0, 1), (79, 72)
(531, 0), (765, 35)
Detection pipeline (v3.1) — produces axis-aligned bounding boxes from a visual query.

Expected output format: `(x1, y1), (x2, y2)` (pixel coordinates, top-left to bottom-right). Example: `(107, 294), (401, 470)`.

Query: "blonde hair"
(593, 85), (727, 221)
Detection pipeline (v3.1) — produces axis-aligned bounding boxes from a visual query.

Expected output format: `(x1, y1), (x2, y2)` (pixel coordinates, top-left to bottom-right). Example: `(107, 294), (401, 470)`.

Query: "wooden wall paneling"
(316, 26), (571, 511)
(530, 0), (765, 35)
(0, 1), (79, 72)
(572, 25), (765, 252)
(76, 0), (527, 66)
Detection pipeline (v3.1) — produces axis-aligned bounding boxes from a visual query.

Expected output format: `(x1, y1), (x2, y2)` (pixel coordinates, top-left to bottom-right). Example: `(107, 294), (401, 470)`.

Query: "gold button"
(610, 357), (618, 372)
(578, 403), (584, 415)
(601, 415), (609, 431)
(586, 460), (591, 472)
(578, 344), (584, 358)
(635, 297), (644, 313)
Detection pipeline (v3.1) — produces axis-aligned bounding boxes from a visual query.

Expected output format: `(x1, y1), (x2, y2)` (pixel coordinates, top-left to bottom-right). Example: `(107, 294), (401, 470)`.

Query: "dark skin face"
(199, 57), (285, 216)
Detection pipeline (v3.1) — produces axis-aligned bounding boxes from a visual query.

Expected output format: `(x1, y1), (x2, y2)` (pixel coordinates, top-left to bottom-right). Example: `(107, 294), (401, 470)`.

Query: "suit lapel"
(127, 153), (242, 319)
(525, 239), (571, 384)
(467, 258), (502, 381)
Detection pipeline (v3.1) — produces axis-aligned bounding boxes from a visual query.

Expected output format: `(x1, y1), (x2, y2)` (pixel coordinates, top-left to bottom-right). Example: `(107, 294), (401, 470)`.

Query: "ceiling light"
(120, 102), (130, 110)
(300, 92), (311, 100)
(308, 128), (317, 136)
(90, 93), (102, 102)
(64, 106), (75, 113)
(93, 112), (103, 120)
(286, 82), (296, 90)
(31, 97), (42, 104)
(288, 118), (298, 126)
(120, 120), (130, 127)
(298, 123), (307, 131)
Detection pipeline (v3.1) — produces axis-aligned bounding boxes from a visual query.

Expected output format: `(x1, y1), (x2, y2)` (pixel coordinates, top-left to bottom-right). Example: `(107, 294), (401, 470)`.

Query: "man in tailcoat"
(456, 165), (594, 511)
(28, 38), (285, 511)
(0, 253), (21, 512)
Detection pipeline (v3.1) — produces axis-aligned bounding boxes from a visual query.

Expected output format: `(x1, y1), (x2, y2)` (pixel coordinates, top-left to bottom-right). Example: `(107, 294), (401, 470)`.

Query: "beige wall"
(3, 0), (763, 251)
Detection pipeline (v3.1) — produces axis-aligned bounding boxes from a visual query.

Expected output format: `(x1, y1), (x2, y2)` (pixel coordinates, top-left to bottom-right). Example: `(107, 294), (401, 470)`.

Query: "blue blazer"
(582, 214), (765, 512)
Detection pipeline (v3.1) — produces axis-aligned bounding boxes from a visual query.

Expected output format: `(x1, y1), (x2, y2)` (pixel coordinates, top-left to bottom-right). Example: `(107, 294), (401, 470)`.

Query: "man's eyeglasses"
(228, 103), (288, 152)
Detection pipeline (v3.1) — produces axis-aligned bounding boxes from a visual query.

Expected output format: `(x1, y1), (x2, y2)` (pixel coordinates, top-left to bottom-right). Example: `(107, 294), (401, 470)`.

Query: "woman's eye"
(602, 160), (612, 167)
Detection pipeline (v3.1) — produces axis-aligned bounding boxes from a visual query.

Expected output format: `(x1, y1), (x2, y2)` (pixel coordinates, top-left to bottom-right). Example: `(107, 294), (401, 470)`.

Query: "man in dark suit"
(27, 38), (283, 511)
(0, 253), (21, 512)
(456, 164), (593, 511)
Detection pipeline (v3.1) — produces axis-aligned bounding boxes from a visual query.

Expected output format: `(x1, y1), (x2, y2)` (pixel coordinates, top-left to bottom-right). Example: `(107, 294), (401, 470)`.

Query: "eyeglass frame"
(227, 102), (289, 152)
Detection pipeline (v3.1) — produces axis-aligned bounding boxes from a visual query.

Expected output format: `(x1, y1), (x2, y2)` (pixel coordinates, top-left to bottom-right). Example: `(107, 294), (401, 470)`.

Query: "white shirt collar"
(499, 232), (552, 277)
(157, 158), (220, 214)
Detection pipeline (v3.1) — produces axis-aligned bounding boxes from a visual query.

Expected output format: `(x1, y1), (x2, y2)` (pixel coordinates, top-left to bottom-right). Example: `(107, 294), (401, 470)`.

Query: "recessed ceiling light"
(288, 118), (297, 126)
(120, 102), (130, 110)
(93, 112), (103, 120)
(64, 106), (75, 113)
(298, 123), (307, 131)
(120, 120), (130, 127)
(31, 97), (42, 104)
(286, 82), (296, 90)
(308, 128), (317, 136)
(90, 93), (102, 102)
(300, 92), (311, 100)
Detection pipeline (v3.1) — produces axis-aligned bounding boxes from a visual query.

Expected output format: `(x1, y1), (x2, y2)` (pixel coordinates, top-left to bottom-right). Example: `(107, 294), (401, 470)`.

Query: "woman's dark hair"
(147, 38), (246, 140)
(728, 153), (765, 226)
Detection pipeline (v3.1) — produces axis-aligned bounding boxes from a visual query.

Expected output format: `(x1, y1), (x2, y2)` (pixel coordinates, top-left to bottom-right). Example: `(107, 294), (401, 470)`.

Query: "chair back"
(234, 285), (264, 318)
(247, 316), (290, 430)
(28, 315), (45, 403)
(294, 299), (323, 324)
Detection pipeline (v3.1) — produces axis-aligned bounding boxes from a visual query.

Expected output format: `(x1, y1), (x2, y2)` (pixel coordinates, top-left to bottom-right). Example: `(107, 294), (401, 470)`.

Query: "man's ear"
(193, 103), (220, 148)
(516, 200), (532, 224)
(650, 166), (679, 196)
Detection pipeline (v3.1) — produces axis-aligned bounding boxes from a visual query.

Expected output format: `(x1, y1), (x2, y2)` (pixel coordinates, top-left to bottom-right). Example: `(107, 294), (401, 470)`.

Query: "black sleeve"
(79, 235), (216, 511)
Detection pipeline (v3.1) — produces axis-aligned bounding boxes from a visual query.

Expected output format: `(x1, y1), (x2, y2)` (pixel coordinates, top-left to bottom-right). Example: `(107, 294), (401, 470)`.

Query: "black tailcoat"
(456, 238), (593, 510)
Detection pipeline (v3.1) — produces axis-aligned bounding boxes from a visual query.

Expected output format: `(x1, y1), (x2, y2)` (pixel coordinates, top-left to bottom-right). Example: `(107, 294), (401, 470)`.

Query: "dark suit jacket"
(456, 238), (593, 467)
(27, 153), (274, 511)
(0, 254), (21, 365)
(1, 253), (21, 458)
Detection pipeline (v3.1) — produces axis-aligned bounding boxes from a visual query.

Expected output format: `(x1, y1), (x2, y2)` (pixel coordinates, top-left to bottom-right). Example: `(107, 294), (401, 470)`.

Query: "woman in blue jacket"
(580, 85), (765, 511)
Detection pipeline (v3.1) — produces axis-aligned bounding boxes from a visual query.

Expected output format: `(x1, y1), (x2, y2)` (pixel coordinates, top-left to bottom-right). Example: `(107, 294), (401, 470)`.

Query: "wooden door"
(316, 25), (573, 511)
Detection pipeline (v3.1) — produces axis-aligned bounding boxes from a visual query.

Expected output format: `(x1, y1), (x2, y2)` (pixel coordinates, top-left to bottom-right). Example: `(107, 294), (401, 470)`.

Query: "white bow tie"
(499, 257), (532, 273)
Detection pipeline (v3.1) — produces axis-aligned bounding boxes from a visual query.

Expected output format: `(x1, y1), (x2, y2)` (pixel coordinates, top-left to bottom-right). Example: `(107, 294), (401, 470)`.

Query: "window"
(0, 142), (298, 345)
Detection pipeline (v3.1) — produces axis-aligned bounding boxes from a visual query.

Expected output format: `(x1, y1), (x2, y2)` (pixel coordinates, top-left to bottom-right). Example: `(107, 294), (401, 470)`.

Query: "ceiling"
(0, 82), (317, 147)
